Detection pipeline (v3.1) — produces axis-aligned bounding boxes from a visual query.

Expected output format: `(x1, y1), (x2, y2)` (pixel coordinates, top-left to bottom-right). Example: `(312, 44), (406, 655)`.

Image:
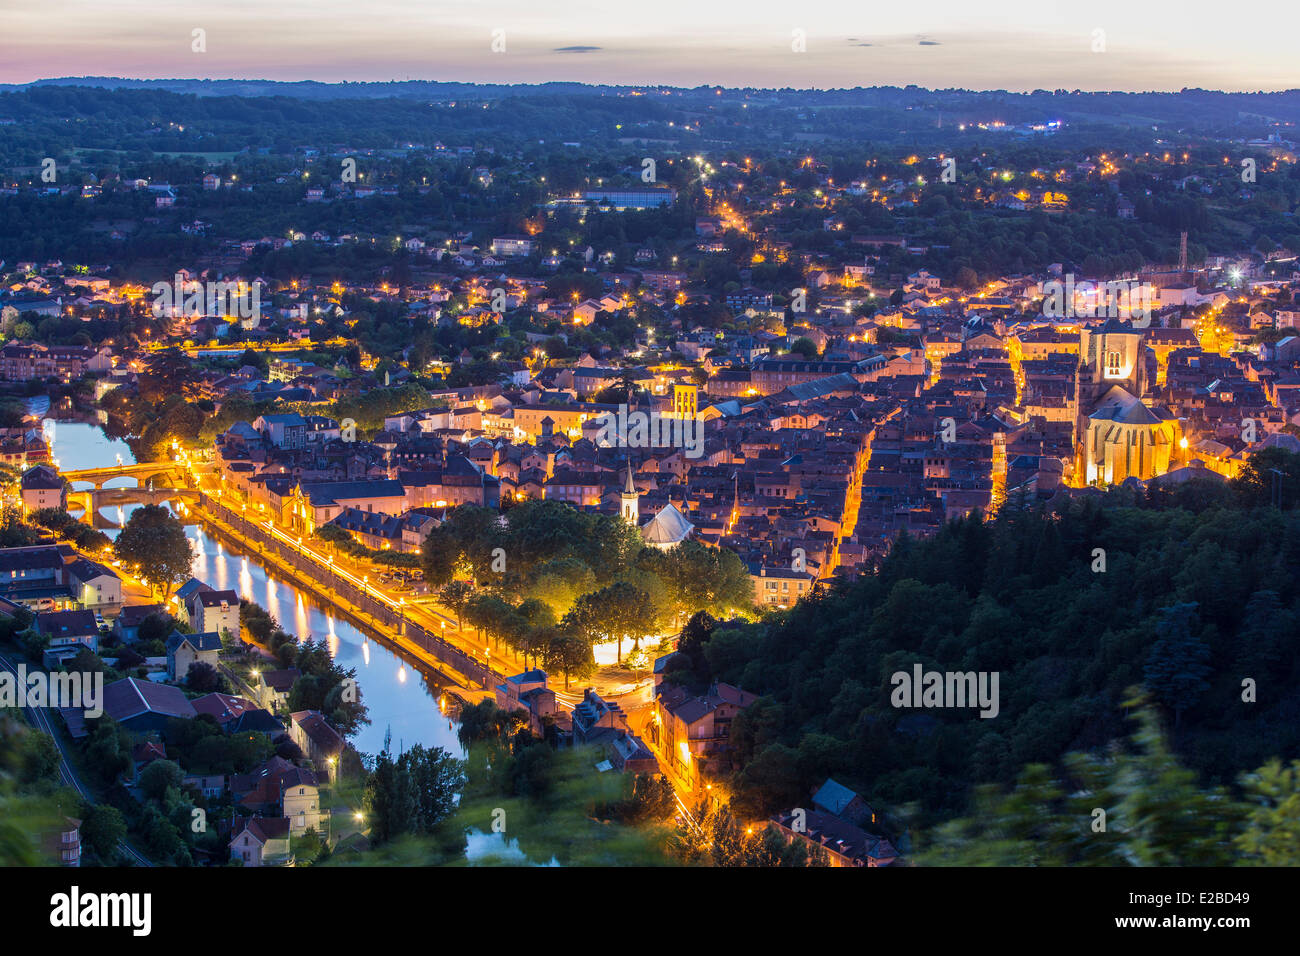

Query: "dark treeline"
(679, 449), (1300, 831)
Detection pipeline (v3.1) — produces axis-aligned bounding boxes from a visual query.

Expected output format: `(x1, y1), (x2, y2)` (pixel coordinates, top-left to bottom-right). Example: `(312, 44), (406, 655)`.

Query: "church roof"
(1088, 385), (1172, 426)
(641, 502), (694, 546)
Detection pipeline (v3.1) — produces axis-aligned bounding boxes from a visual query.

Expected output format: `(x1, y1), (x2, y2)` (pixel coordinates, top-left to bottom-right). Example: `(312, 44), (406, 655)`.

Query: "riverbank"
(190, 499), (493, 705)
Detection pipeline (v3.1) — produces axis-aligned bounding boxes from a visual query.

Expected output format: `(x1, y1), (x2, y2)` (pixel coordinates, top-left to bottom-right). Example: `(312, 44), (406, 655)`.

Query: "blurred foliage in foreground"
(919, 694), (1300, 866)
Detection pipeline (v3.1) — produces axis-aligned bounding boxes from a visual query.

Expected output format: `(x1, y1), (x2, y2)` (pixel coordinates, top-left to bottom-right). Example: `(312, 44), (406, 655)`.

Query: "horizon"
(5, 0), (1298, 93)
(9, 75), (1300, 98)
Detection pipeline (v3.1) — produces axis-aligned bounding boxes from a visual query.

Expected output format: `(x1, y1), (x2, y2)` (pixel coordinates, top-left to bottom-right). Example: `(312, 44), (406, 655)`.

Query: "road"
(0, 650), (152, 866)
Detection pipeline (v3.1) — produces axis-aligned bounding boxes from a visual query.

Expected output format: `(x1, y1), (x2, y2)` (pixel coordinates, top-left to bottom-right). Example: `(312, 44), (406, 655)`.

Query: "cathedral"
(1074, 318), (1181, 485)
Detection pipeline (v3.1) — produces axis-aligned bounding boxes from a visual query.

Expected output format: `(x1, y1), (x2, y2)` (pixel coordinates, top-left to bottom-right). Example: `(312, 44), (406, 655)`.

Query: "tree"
(18, 730), (62, 790)
(398, 743), (467, 833)
(185, 660), (225, 694)
(113, 504), (194, 599)
(1237, 759), (1300, 865)
(79, 804), (127, 862)
(136, 348), (198, 404)
(138, 759), (184, 802)
(1143, 603), (1210, 730)
(788, 336), (818, 359)
(542, 629), (595, 689)
(563, 581), (647, 664)
(439, 580), (473, 630)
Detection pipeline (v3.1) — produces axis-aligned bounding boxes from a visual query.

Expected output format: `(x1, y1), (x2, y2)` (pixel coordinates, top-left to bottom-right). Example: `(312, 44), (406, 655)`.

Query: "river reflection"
(44, 419), (462, 759)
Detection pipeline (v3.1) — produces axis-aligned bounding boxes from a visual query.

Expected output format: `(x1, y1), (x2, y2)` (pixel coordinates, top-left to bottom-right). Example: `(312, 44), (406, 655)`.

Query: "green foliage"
(31, 508), (113, 553)
(138, 759), (184, 801)
(921, 699), (1245, 866)
(113, 503), (194, 598)
(693, 491), (1300, 829)
(363, 733), (465, 845)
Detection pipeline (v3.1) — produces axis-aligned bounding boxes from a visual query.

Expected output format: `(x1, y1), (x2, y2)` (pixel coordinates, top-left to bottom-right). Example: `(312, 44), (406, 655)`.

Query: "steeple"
(620, 458), (639, 526)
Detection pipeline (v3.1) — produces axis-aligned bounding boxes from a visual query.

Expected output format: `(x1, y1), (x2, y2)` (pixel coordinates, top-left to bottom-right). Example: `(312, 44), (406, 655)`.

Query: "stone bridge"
(62, 461), (185, 491)
(61, 461), (195, 528)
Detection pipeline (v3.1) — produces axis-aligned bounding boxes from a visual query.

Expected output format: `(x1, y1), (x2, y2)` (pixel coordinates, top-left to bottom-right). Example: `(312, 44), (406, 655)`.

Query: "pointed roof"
(1088, 385), (1172, 426)
(623, 459), (637, 496)
(641, 502), (694, 547)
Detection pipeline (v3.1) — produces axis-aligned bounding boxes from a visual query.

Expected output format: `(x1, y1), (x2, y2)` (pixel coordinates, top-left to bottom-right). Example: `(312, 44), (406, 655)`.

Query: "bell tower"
(620, 459), (639, 526)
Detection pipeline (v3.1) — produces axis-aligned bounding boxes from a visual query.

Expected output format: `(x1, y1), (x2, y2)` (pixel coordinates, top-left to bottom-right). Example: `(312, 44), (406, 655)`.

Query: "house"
(288, 479), (408, 534)
(114, 604), (167, 643)
(65, 558), (122, 610)
(183, 774), (227, 800)
(752, 565), (814, 609)
(190, 692), (262, 731)
(494, 669), (559, 736)
(101, 677), (197, 732)
(256, 667), (301, 713)
(289, 710), (345, 780)
(0, 545), (68, 611)
(165, 630), (223, 682)
(769, 808), (900, 867)
(188, 588), (239, 637)
(280, 767), (329, 836)
(570, 689), (657, 774)
(253, 412), (308, 450)
(230, 816), (292, 867)
(43, 817), (82, 867)
(812, 778), (875, 828)
(20, 464), (65, 513)
(36, 609), (100, 664)
(650, 681), (756, 789)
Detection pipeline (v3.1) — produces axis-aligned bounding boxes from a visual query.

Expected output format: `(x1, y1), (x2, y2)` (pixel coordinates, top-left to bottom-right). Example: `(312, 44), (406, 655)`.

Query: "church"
(620, 460), (694, 550)
(1074, 319), (1181, 485)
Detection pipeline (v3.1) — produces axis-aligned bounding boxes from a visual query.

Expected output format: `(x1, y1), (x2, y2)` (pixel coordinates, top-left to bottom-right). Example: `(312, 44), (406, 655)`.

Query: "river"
(43, 419), (462, 760)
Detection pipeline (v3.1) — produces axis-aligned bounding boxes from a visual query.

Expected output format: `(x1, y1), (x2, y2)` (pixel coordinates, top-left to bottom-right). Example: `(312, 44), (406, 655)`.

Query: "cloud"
(554, 45), (601, 53)
(918, 39), (941, 46)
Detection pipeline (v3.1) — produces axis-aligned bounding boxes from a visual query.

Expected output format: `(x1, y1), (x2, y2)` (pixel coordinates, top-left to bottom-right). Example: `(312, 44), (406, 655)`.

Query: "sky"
(2, 0), (1295, 92)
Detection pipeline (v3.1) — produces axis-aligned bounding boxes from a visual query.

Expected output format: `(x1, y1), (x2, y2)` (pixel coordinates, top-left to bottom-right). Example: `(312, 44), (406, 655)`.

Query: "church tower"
(671, 382), (699, 420)
(620, 459), (639, 526)
(1075, 318), (1147, 445)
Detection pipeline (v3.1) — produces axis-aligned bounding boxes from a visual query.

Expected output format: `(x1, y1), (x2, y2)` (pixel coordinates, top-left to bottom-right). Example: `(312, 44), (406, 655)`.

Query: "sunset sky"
(3, 0), (1293, 92)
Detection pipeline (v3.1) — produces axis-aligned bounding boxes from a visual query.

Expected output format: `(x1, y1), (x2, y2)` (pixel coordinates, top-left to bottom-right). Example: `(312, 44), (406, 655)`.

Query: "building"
(289, 710), (345, 780)
(769, 808), (900, 867)
(255, 667), (301, 713)
(650, 681), (756, 790)
(43, 817), (82, 867)
(165, 630), (223, 682)
(494, 669), (559, 736)
(101, 677), (197, 732)
(65, 558), (122, 610)
(287, 479), (407, 534)
(280, 767), (329, 836)
(20, 464), (65, 514)
(230, 817), (292, 867)
(113, 603), (166, 643)
(640, 502), (694, 550)
(582, 188), (676, 210)
(1075, 319), (1180, 484)
(491, 235), (535, 257)
(36, 609), (100, 659)
(187, 588), (240, 637)
(753, 565), (815, 609)
(253, 413), (308, 450)
(570, 689), (657, 774)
